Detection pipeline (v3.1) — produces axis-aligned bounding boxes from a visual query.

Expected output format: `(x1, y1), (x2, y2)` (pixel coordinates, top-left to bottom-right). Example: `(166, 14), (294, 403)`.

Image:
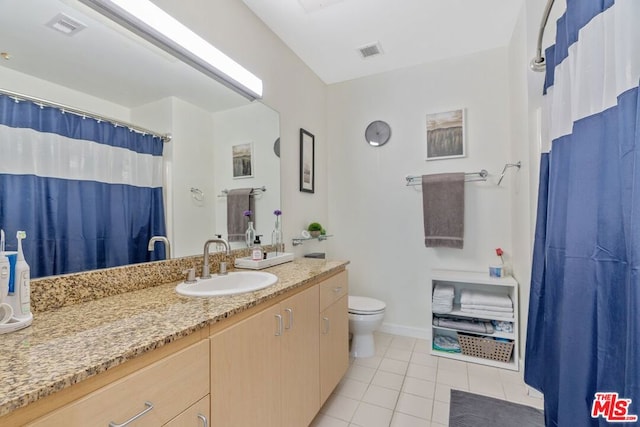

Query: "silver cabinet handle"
(333, 286), (342, 293)
(322, 316), (330, 334)
(275, 314), (283, 336)
(197, 413), (208, 427)
(284, 308), (294, 330)
(109, 401), (154, 427)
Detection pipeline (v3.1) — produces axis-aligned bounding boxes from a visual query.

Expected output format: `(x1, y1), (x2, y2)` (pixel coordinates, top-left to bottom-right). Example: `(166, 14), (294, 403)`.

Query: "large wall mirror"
(0, 0), (281, 278)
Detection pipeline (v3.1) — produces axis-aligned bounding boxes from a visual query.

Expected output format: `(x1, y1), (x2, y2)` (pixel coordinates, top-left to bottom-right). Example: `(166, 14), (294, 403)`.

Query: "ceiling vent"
(46, 13), (87, 36)
(358, 42), (383, 59)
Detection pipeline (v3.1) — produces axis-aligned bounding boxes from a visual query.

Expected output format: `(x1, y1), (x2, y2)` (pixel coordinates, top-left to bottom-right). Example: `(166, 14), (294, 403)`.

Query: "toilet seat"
(348, 296), (386, 315)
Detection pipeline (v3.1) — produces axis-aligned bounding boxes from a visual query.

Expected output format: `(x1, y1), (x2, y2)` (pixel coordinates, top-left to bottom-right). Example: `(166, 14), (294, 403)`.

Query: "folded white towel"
(432, 303), (453, 314)
(460, 308), (514, 318)
(433, 284), (455, 297)
(460, 304), (513, 313)
(460, 290), (512, 308)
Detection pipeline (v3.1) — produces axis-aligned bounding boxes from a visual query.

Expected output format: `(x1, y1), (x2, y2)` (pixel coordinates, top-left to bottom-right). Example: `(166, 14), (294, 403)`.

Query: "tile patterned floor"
(310, 332), (543, 427)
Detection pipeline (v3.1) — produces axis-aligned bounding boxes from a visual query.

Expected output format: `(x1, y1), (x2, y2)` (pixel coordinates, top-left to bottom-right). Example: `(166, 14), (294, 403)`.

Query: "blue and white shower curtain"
(525, 1), (640, 426)
(0, 95), (166, 278)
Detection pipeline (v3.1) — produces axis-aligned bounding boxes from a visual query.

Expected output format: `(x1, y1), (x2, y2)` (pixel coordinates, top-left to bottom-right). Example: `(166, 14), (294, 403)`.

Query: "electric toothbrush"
(10, 231), (31, 320)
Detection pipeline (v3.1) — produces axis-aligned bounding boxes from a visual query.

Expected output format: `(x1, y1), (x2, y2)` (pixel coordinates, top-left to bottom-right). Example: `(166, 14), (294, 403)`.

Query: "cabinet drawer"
(164, 395), (209, 426)
(319, 271), (348, 312)
(30, 341), (209, 427)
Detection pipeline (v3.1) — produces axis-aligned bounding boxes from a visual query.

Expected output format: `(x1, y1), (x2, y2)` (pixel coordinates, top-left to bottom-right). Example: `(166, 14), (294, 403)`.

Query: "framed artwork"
(232, 142), (254, 178)
(426, 109), (465, 160)
(299, 128), (315, 193)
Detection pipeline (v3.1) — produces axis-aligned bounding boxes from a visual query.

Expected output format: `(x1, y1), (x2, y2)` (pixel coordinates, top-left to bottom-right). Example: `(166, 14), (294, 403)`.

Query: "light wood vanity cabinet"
(11, 267), (348, 427)
(319, 271), (349, 404)
(164, 395), (210, 427)
(210, 284), (320, 427)
(28, 340), (209, 427)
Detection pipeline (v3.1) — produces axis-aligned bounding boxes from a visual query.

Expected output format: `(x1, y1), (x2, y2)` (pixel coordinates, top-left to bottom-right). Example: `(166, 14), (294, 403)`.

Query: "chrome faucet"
(148, 236), (171, 259)
(202, 237), (230, 279)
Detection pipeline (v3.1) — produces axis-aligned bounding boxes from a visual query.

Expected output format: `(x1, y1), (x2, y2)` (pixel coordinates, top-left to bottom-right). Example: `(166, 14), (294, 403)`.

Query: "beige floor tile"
(384, 347), (413, 362)
(395, 392), (433, 420)
(413, 339), (431, 354)
(431, 400), (450, 425)
(351, 402), (394, 427)
(345, 364), (376, 384)
(310, 413), (351, 427)
(361, 384), (400, 409)
(353, 355), (383, 369)
(390, 335), (417, 351)
(320, 394), (359, 422)
(436, 368), (469, 389)
(390, 411), (432, 427)
(371, 370), (405, 391)
(402, 376), (436, 399)
(468, 374), (506, 399)
(335, 378), (369, 400)
(378, 357), (409, 375)
(410, 351), (439, 367)
(406, 363), (437, 381)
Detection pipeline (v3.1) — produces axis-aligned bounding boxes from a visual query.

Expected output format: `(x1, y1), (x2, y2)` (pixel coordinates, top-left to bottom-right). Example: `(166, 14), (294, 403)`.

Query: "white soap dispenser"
(10, 231), (31, 320)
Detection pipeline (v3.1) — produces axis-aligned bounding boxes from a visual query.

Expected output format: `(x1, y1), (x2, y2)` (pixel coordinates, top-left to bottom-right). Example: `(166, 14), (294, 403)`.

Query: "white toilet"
(348, 295), (386, 358)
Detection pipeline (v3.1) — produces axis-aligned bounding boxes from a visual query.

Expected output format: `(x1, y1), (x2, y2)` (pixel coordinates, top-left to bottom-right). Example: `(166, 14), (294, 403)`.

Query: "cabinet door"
(281, 286), (320, 427)
(319, 295), (349, 404)
(164, 395), (209, 427)
(210, 305), (282, 427)
(28, 341), (209, 427)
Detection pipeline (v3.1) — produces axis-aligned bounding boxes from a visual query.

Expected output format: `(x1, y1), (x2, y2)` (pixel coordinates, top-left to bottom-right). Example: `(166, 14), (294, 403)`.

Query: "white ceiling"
(242, 0), (525, 84)
(0, 0), (525, 111)
(0, 0), (248, 112)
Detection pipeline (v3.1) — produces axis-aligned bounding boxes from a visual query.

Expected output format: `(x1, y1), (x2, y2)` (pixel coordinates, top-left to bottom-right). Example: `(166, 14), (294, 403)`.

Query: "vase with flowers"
(272, 209), (283, 255)
(490, 247), (506, 278)
(244, 210), (255, 247)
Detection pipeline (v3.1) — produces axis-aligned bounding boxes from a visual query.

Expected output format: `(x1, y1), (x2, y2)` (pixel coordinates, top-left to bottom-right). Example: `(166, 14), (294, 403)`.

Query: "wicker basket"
(458, 334), (514, 363)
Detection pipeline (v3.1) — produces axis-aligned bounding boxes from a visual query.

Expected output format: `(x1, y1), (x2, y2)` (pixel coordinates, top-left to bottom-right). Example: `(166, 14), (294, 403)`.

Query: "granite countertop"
(0, 258), (348, 418)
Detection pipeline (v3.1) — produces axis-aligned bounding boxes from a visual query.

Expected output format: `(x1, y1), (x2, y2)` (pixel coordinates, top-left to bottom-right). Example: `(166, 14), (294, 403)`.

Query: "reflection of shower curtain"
(0, 95), (166, 278)
(525, 1), (640, 426)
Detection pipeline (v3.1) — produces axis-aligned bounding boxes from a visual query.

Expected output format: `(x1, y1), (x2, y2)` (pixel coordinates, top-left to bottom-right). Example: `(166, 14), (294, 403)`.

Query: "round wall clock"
(365, 120), (391, 146)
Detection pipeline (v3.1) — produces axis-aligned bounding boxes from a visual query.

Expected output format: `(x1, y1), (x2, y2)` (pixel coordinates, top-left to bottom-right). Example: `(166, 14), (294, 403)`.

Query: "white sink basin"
(175, 271), (278, 297)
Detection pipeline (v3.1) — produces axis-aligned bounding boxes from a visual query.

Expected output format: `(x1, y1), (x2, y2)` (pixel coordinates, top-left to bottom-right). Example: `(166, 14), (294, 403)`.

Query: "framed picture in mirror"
(300, 128), (315, 193)
(232, 142), (254, 178)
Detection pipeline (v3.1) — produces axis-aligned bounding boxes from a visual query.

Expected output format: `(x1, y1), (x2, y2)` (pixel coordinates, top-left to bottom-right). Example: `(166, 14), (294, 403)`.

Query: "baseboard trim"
(378, 322), (430, 340)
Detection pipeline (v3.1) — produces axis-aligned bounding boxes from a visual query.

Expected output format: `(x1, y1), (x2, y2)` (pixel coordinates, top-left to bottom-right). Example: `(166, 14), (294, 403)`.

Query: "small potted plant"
(308, 222), (323, 238)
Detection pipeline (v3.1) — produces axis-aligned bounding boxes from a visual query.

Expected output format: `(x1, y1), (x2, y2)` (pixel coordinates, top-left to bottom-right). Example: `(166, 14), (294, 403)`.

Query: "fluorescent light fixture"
(78, 0), (263, 100)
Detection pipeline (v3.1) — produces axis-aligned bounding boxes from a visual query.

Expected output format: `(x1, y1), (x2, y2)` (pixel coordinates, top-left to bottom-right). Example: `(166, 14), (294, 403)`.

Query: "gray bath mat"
(449, 389), (544, 427)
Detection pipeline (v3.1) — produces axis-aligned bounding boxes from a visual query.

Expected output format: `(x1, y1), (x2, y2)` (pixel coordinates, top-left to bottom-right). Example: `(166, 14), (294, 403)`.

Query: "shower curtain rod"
(530, 0), (556, 72)
(0, 88), (172, 142)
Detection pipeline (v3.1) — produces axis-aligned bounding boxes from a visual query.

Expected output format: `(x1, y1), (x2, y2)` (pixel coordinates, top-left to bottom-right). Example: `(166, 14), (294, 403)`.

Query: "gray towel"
(422, 173), (464, 248)
(227, 188), (254, 242)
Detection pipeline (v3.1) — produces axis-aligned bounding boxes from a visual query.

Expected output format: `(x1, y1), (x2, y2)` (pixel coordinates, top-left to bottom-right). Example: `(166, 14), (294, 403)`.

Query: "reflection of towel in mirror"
(422, 173), (465, 249)
(227, 188), (254, 242)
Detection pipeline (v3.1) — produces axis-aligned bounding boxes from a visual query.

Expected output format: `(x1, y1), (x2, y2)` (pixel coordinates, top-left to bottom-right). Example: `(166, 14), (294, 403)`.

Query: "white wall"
(132, 97), (216, 258)
(212, 103), (280, 247)
(152, 0), (328, 258)
(0, 67), (130, 122)
(326, 48), (515, 338)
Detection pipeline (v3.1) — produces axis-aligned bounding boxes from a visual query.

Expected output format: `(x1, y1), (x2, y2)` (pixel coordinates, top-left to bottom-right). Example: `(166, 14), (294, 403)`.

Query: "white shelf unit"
(430, 269), (519, 371)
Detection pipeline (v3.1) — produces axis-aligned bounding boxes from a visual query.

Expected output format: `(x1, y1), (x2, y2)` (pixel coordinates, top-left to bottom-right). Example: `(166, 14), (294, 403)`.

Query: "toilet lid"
(348, 296), (386, 314)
